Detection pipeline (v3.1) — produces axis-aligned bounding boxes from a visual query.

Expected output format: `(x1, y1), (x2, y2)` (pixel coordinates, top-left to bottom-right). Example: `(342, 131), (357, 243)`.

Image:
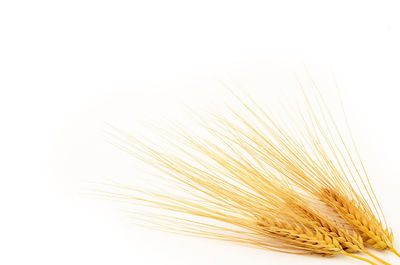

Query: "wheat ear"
(255, 216), (344, 255)
(100, 82), (397, 264)
(285, 196), (364, 253)
(321, 188), (393, 250)
(102, 126), (385, 264)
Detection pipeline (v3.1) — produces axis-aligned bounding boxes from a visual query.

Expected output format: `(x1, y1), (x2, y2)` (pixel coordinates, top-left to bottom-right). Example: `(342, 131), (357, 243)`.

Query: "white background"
(1, 1), (400, 264)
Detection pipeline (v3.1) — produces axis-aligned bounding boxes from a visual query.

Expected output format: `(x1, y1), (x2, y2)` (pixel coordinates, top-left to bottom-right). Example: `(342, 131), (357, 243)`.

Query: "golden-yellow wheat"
(102, 84), (398, 264)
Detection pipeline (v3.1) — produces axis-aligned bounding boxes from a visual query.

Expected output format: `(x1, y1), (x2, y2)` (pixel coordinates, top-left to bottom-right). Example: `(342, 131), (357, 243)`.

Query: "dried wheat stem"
(343, 252), (378, 265)
(362, 249), (391, 265)
(390, 248), (400, 257)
